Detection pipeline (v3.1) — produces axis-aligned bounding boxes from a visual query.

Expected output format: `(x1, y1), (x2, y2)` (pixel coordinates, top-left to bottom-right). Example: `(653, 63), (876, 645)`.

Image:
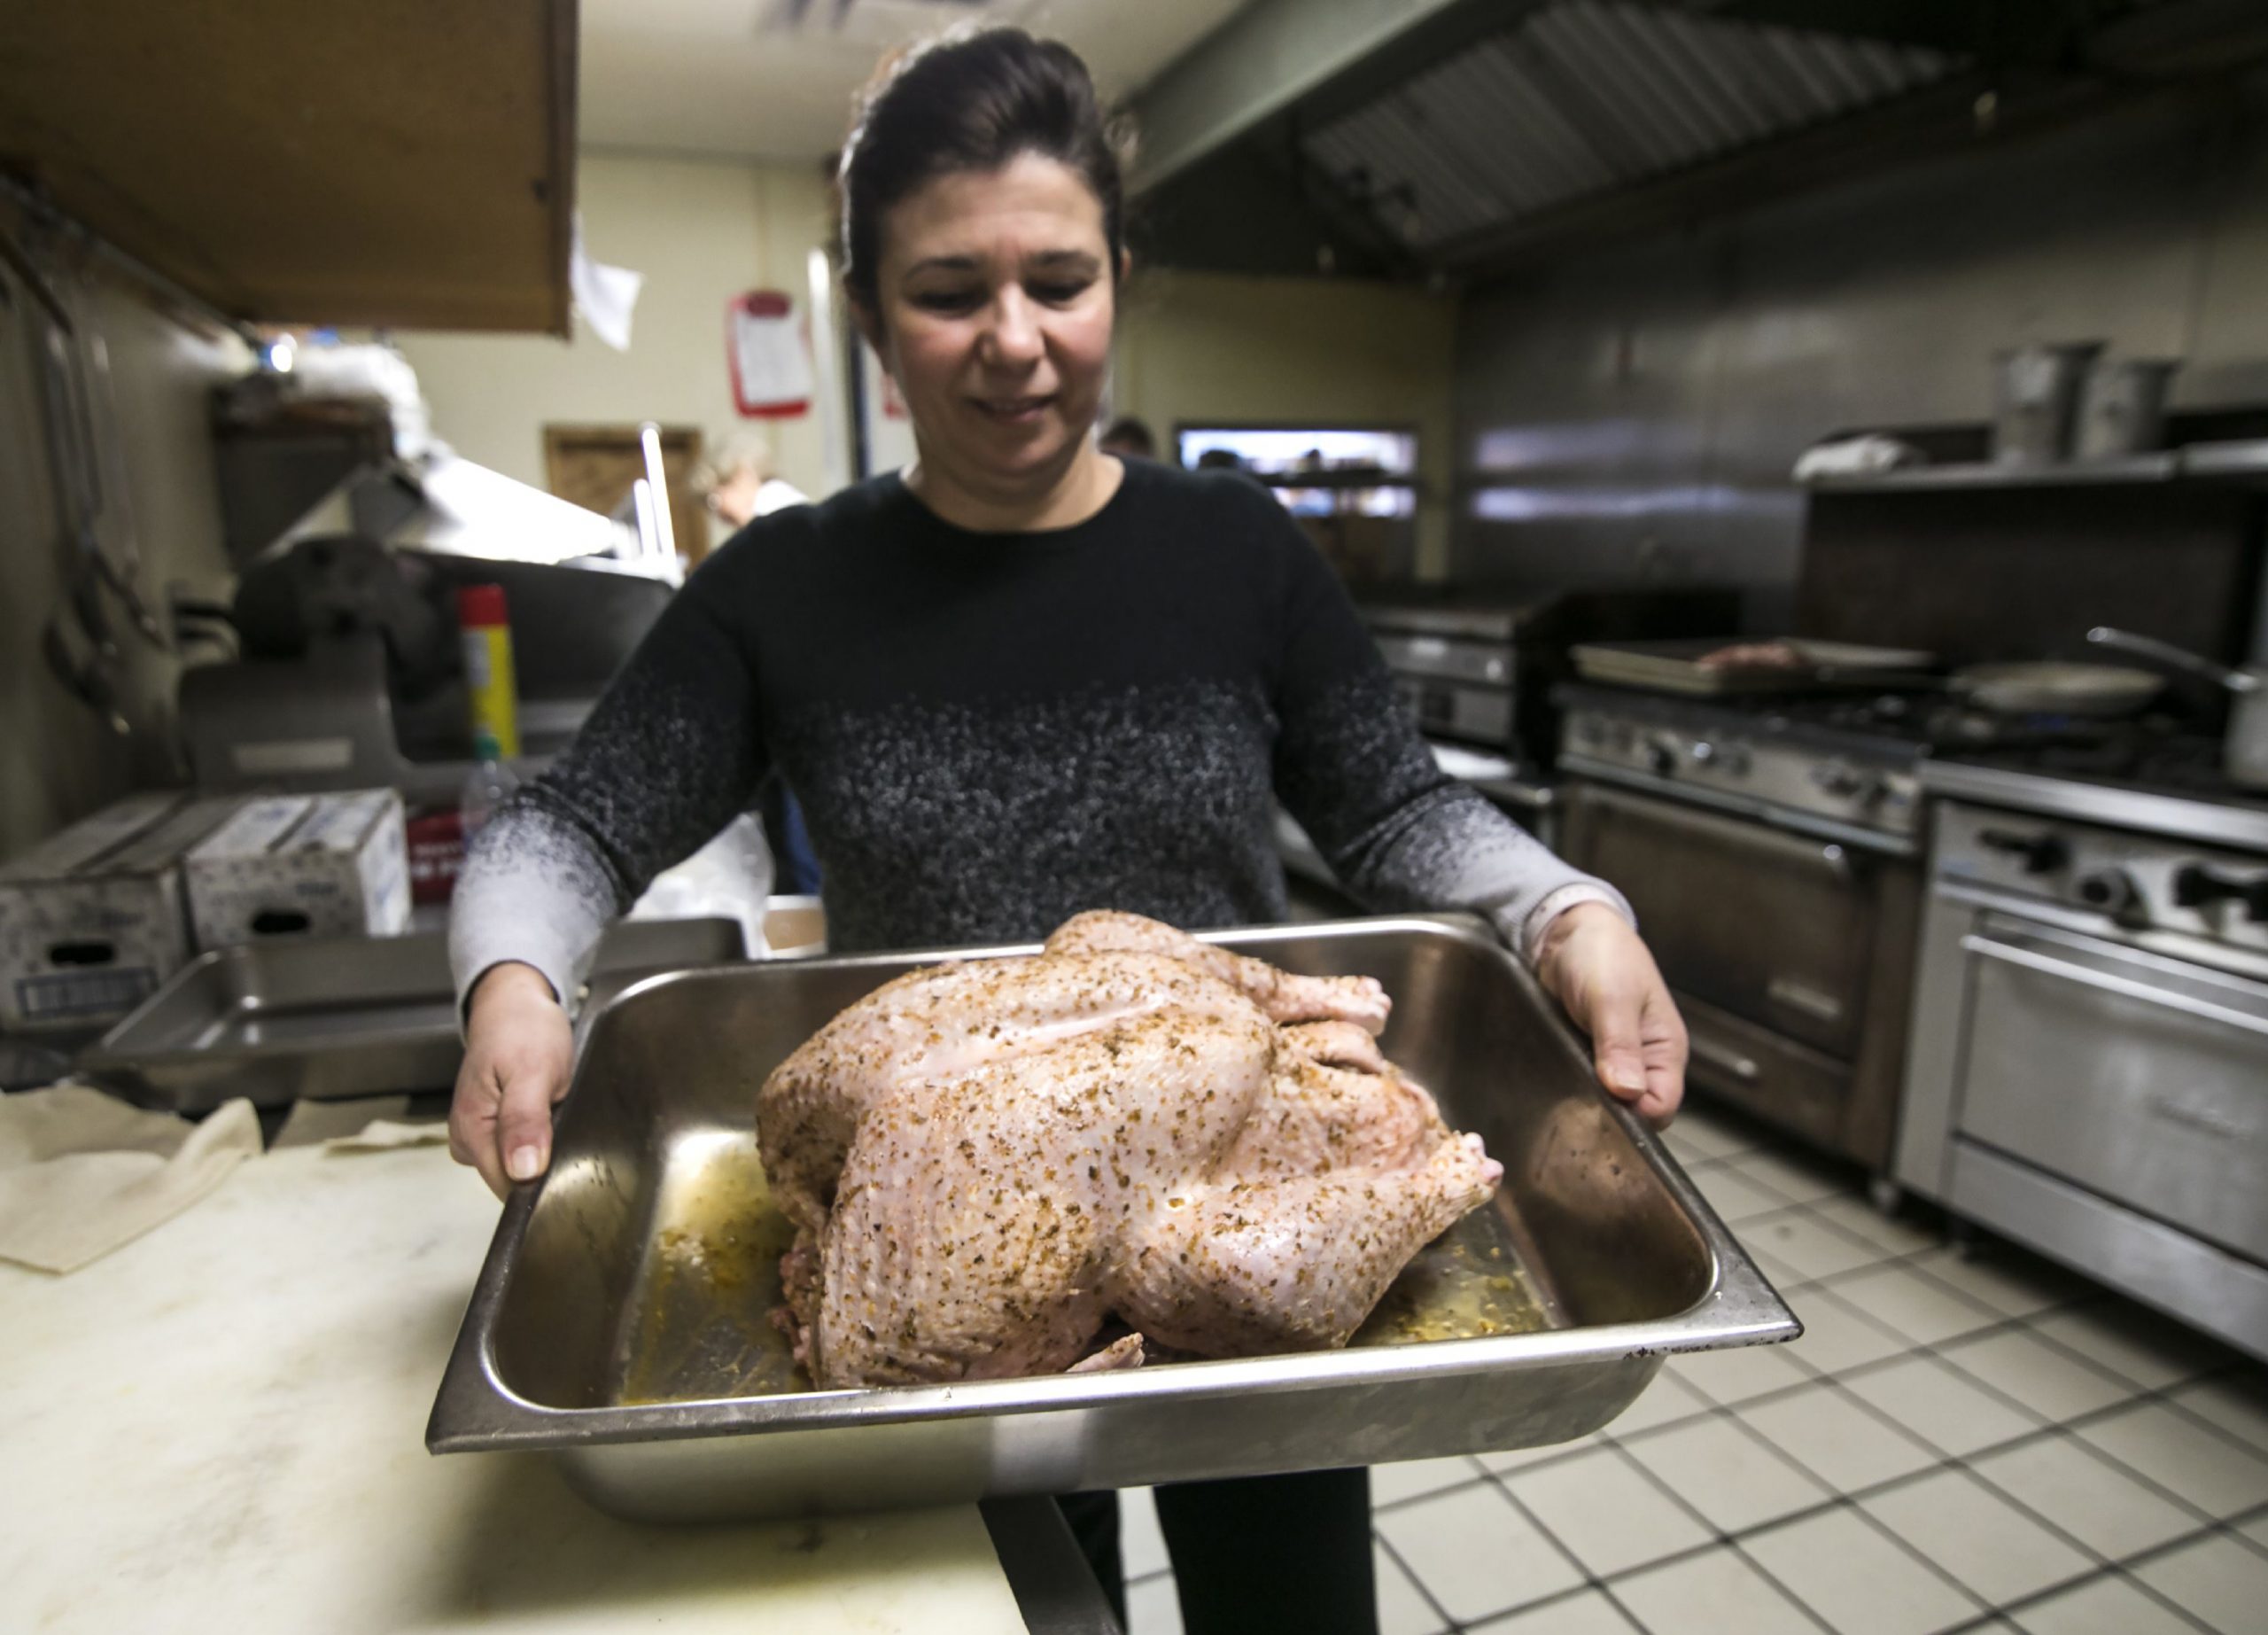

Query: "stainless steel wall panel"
(1452, 69), (2268, 625)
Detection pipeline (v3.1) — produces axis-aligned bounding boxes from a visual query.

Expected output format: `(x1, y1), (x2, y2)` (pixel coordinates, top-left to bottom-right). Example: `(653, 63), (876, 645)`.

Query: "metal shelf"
(1804, 439), (2268, 494)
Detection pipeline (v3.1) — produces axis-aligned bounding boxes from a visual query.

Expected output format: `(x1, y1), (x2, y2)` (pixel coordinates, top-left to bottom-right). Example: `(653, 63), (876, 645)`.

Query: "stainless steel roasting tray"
(78, 918), (749, 1113)
(428, 916), (1798, 1522)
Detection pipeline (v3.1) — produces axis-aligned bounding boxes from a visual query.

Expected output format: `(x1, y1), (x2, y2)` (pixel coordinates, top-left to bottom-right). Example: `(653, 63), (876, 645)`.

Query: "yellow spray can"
(455, 584), (520, 759)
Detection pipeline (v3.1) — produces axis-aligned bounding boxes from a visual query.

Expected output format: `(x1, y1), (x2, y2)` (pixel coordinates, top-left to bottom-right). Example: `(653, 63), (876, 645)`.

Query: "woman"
(448, 27), (1685, 1634)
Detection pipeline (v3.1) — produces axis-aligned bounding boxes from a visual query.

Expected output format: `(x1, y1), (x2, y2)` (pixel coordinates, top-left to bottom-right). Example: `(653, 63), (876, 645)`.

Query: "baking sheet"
(78, 917), (747, 1112)
(1572, 638), (1940, 696)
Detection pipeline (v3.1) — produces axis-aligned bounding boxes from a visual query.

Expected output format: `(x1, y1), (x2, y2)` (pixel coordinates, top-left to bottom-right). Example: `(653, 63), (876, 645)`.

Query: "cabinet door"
(544, 425), (709, 563)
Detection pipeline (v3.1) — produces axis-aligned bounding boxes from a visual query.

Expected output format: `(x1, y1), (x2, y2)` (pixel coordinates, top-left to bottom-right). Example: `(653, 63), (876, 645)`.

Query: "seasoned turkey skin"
(756, 911), (1502, 1386)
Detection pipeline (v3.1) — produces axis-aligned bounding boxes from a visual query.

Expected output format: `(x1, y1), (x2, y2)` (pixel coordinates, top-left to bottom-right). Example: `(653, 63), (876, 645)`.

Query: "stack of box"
(0, 788), (412, 1036)
(183, 790), (410, 949)
(0, 792), (242, 1033)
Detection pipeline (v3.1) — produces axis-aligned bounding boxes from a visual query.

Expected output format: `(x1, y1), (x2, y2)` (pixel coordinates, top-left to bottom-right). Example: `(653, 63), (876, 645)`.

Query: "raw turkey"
(757, 910), (1503, 1387)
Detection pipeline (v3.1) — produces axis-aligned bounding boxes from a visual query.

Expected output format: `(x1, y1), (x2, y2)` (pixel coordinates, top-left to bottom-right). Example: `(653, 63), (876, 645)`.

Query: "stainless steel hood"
(1130, 0), (2268, 280)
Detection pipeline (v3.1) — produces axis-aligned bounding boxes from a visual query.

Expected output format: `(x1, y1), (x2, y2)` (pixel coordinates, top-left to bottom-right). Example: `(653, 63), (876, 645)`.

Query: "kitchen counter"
(0, 1131), (1108, 1633)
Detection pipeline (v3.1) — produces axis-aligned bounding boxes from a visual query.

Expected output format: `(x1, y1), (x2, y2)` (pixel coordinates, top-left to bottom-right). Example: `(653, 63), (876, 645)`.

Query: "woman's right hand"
(448, 962), (573, 1198)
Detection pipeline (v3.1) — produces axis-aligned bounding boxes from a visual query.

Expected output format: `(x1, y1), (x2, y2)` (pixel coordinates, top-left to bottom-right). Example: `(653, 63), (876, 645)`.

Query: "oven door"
(1559, 782), (1876, 1058)
(1954, 916), (2268, 1264)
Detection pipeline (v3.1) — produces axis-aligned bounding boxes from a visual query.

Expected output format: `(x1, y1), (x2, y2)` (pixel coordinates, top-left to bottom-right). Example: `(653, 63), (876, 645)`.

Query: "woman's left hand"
(1534, 903), (1688, 1127)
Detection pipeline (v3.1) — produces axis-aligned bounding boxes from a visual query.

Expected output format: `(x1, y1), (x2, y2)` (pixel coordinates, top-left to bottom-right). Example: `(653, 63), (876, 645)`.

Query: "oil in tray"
(616, 1133), (802, 1404)
(1351, 1199), (1552, 1348)
(614, 1133), (1551, 1405)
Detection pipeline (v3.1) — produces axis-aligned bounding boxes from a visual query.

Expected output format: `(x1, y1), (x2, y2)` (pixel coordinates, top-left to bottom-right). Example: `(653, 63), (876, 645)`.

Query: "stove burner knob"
(2173, 864), (2268, 919)
(1810, 761), (1880, 803)
(1979, 828), (2070, 874)
(1686, 741), (1751, 776)
(1644, 741), (1678, 776)
(2076, 869), (2138, 915)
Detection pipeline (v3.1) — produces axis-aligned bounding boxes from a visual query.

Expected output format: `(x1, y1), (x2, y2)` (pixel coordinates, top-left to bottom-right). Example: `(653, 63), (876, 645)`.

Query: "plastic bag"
(627, 814), (774, 955)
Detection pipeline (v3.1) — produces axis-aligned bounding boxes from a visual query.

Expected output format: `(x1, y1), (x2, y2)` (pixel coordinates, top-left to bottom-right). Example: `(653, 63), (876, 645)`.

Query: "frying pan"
(1951, 661), (2165, 718)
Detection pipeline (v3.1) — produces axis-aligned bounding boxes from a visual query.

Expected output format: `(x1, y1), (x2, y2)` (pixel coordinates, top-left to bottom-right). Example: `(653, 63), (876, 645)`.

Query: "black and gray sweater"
(451, 459), (1627, 1009)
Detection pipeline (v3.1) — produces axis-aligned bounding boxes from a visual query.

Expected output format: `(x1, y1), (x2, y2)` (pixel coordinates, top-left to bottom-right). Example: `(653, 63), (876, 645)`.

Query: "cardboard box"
(0, 790), (244, 1032)
(184, 790), (411, 950)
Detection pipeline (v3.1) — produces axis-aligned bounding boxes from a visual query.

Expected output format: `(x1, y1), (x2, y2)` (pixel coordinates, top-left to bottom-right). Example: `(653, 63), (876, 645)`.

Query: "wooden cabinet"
(0, 1), (575, 333)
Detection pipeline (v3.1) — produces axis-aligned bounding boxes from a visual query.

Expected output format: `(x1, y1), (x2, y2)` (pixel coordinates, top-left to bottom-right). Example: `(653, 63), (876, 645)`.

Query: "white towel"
(322, 1118), (450, 1152)
(0, 1086), (260, 1273)
(1792, 434), (1925, 481)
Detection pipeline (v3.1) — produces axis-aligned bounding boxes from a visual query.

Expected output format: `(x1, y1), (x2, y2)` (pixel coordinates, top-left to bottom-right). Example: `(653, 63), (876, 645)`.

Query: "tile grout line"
(1658, 1323), (2268, 1608)
(1583, 1438), (1845, 1635)
(1370, 1520), (1464, 1634)
(1675, 1126), (2265, 1633)
(1373, 1116), (2263, 1632)
(1493, 1460), (1847, 1635)
(1628, 1400), (2000, 1626)
(1663, 1117), (2265, 1630)
(1624, 1283), (2258, 1619)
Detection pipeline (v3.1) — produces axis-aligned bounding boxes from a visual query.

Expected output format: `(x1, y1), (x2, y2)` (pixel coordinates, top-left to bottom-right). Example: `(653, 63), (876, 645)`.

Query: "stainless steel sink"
(428, 915), (1798, 1521)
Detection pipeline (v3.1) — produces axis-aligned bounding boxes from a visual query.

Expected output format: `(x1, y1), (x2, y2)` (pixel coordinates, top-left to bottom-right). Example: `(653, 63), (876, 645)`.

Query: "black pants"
(1060, 1468), (1377, 1635)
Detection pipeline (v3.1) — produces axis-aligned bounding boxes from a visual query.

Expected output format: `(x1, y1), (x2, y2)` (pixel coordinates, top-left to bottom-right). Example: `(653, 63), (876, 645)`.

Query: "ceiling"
(577, 0), (1254, 162)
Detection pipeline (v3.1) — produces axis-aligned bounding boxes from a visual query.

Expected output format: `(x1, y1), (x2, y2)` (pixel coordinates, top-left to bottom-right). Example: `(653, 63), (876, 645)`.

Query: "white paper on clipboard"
(728, 291), (813, 417)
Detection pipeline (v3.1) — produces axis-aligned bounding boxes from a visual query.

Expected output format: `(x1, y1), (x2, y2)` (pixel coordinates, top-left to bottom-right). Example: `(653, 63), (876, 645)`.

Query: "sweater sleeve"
(1264, 520), (1633, 962)
(448, 553), (770, 1017)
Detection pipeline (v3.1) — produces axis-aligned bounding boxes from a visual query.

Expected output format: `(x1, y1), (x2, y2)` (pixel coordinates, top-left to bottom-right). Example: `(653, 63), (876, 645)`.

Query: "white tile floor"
(1117, 1097), (2268, 1634)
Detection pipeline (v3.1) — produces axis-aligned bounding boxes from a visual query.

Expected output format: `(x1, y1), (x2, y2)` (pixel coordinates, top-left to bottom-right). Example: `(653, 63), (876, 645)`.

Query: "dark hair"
(1099, 415), (1155, 458)
(837, 27), (1128, 314)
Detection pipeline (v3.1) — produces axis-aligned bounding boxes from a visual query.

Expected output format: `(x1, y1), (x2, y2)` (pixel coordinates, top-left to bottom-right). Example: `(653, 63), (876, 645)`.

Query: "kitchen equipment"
(2074, 358), (2179, 460)
(1361, 589), (1739, 767)
(1571, 637), (1938, 697)
(1897, 790), (2268, 1360)
(1953, 660), (2165, 718)
(78, 917), (747, 1112)
(179, 543), (671, 804)
(1992, 340), (2104, 465)
(2088, 626), (2268, 790)
(426, 916), (1798, 1522)
(1557, 685), (1928, 1172)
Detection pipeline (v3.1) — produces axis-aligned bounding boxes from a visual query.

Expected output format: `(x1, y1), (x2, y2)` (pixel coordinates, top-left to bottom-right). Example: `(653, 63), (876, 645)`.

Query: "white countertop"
(0, 1135), (1031, 1633)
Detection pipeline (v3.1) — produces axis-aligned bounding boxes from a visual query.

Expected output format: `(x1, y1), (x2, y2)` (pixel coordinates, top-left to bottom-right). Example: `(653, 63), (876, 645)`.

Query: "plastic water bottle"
(460, 728), (520, 844)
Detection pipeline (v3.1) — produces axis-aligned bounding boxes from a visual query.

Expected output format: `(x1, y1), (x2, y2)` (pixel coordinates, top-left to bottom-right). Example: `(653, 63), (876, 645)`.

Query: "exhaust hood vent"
(1131, 0), (2262, 279)
(1304, 1), (1955, 261)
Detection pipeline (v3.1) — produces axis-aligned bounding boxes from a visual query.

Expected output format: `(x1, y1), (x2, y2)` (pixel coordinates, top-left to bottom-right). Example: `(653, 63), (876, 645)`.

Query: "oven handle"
(1961, 934), (2268, 1039)
(1688, 1034), (1760, 1081)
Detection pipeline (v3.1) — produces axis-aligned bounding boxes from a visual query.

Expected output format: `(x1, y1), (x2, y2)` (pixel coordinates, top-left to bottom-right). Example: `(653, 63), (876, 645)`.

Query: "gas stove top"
(1556, 681), (2267, 848)
(1940, 727), (2268, 812)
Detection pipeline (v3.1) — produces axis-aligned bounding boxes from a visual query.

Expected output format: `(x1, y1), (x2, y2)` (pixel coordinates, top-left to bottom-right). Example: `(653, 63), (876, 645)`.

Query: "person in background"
(1098, 413), (1154, 459)
(448, 27), (1683, 1635)
(691, 427), (809, 528)
(690, 428), (823, 895)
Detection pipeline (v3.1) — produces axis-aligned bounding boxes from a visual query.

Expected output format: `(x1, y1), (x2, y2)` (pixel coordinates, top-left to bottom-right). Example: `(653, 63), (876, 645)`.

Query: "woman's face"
(863, 152), (1116, 496)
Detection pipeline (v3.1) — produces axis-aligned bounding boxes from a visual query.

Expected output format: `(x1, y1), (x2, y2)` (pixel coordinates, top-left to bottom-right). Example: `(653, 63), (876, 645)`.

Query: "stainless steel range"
(1555, 684), (1934, 1174)
(1898, 752), (2268, 1359)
